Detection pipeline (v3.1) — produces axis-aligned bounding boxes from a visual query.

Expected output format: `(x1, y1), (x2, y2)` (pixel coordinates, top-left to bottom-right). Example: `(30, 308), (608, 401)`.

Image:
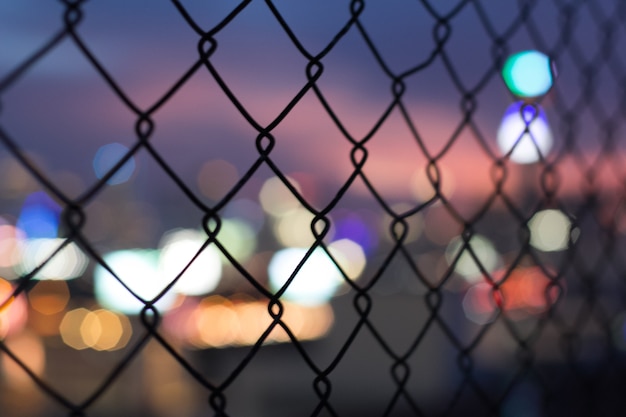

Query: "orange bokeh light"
(165, 295), (334, 349)
(463, 267), (562, 323)
(0, 278), (28, 338)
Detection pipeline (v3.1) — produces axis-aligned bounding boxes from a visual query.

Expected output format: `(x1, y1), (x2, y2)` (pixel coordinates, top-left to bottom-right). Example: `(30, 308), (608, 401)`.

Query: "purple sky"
(1, 1), (623, 219)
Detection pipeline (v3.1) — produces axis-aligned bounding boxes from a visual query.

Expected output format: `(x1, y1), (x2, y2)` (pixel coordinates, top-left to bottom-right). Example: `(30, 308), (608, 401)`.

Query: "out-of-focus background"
(1, 1), (626, 416)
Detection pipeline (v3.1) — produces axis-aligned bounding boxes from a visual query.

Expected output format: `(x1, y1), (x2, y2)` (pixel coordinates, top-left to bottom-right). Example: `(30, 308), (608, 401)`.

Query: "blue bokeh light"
(17, 191), (61, 239)
(93, 143), (136, 185)
(334, 214), (377, 255)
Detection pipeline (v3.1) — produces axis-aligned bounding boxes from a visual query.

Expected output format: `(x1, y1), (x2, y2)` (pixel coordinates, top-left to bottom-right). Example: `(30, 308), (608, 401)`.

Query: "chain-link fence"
(1, 1), (626, 416)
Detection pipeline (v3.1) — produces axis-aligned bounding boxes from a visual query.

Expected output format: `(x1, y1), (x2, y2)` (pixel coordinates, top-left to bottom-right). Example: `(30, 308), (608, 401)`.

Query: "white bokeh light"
(158, 229), (222, 296)
(259, 176), (302, 217)
(274, 207), (316, 248)
(497, 102), (553, 164)
(17, 238), (88, 280)
(217, 219), (257, 263)
(529, 209), (572, 252)
(268, 247), (343, 306)
(94, 249), (177, 315)
(462, 283), (498, 325)
(328, 239), (367, 280)
(445, 234), (500, 283)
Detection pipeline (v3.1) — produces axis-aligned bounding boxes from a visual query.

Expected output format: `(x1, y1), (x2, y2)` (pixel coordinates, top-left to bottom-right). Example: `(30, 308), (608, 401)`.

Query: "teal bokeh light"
(502, 50), (554, 98)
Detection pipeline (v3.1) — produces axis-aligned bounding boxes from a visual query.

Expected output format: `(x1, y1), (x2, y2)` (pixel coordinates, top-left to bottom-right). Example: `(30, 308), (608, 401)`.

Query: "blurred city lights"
(529, 209), (573, 252)
(16, 238), (89, 280)
(80, 311), (104, 349)
(265, 301), (333, 344)
(328, 239), (367, 280)
(497, 102), (553, 164)
(93, 142), (136, 185)
(495, 267), (560, 315)
(0, 223), (24, 270)
(333, 212), (378, 255)
(445, 234), (500, 283)
(158, 228), (222, 296)
(27, 280), (69, 338)
(17, 191), (61, 239)
(27, 280), (70, 315)
(80, 309), (132, 351)
(160, 297), (199, 345)
(94, 249), (177, 314)
(217, 219), (257, 263)
(502, 50), (554, 98)
(194, 299), (239, 348)
(268, 247), (343, 306)
(234, 299), (272, 346)
(274, 207), (317, 248)
(59, 308), (91, 350)
(259, 176), (302, 217)
(463, 267), (560, 325)
(166, 296), (334, 349)
(60, 307), (132, 351)
(0, 278), (28, 338)
(462, 283), (497, 325)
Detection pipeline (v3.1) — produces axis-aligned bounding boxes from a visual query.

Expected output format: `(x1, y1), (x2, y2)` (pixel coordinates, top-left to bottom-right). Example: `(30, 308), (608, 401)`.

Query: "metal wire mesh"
(1, 0), (626, 416)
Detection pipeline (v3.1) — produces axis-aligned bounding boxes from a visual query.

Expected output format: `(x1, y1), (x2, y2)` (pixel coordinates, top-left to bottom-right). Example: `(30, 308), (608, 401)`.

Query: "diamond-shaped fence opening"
(1, 1), (626, 416)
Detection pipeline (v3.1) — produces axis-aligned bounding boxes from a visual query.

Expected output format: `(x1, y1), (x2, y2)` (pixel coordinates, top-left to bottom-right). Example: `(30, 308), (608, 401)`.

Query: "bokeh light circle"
(268, 247), (342, 306)
(328, 239), (367, 280)
(17, 191), (61, 239)
(502, 50), (554, 98)
(274, 208), (316, 248)
(259, 176), (302, 217)
(94, 249), (177, 315)
(28, 279), (70, 315)
(93, 142), (136, 185)
(17, 238), (89, 280)
(497, 102), (553, 164)
(333, 213), (377, 255)
(158, 228), (222, 296)
(529, 209), (572, 252)
(462, 283), (498, 325)
(445, 234), (500, 283)
(217, 219), (257, 263)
